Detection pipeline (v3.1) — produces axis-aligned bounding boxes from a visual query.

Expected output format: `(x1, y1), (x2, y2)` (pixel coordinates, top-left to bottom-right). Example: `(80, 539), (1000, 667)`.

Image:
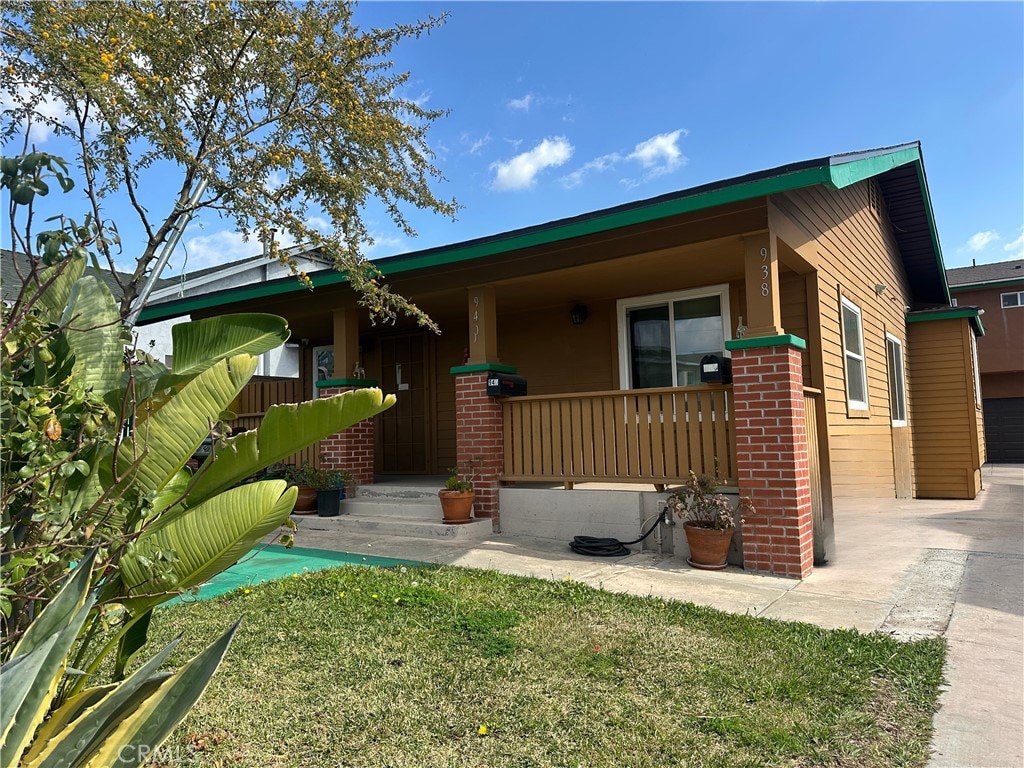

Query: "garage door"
(983, 398), (1024, 463)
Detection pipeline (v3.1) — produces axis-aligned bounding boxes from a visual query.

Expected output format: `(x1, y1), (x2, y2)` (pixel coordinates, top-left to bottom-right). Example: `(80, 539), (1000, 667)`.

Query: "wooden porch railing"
(502, 385), (736, 486)
(227, 413), (320, 469)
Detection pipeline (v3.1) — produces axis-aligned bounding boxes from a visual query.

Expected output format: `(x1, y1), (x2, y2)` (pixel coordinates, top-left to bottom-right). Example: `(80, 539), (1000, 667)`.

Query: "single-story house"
(947, 259), (1024, 462)
(139, 141), (987, 579)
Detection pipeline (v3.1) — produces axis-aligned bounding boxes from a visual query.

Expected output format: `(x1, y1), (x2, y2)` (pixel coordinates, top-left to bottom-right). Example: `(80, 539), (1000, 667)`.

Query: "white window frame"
(616, 284), (732, 390)
(885, 333), (907, 427)
(1000, 290), (1024, 308)
(969, 332), (982, 408)
(840, 296), (869, 412)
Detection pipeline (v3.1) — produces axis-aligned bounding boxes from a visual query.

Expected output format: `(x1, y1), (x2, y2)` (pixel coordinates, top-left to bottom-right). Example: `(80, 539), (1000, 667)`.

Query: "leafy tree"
(2, 0), (456, 327)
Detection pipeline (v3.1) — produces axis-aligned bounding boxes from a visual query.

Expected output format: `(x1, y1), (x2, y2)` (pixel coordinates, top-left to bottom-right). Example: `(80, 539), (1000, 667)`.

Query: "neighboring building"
(139, 141), (986, 579)
(947, 259), (1024, 462)
(139, 249), (329, 372)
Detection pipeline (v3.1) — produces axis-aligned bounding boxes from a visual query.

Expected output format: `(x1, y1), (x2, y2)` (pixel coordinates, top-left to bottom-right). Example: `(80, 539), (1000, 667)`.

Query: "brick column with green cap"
(317, 379), (378, 488)
(725, 335), (814, 579)
(451, 364), (517, 527)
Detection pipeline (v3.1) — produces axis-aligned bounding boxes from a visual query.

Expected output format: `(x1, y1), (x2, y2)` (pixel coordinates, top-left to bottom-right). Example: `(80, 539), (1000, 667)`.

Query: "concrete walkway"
(292, 464), (1024, 768)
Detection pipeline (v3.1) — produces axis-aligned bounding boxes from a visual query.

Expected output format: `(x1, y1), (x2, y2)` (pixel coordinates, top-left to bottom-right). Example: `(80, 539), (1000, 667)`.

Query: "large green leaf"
(117, 481), (297, 615)
(78, 621), (240, 768)
(117, 354), (257, 496)
(188, 388), (395, 506)
(1, 553), (96, 768)
(34, 253), (85, 325)
(170, 314), (289, 376)
(62, 276), (123, 398)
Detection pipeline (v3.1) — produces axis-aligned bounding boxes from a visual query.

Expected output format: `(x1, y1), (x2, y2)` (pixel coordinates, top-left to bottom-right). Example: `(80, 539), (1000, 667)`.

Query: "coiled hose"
(569, 514), (665, 557)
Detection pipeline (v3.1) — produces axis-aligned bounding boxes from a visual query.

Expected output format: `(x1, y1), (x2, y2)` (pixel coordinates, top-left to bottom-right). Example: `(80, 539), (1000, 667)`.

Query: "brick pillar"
(317, 385), (375, 488)
(726, 337), (813, 579)
(453, 369), (507, 527)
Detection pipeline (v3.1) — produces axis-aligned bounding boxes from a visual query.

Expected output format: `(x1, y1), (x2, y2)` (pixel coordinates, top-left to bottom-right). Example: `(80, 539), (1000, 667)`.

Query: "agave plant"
(0, 551), (239, 768)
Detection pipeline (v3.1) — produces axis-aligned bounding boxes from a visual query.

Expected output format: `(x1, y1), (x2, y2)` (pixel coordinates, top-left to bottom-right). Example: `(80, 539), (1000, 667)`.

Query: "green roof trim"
(827, 146), (922, 189)
(906, 308), (986, 336)
(949, 277), (1024, 291)
(449, 363), (518, 375)
(911, 159), (952, 305)
(136, 143), (941, 324)
(316, 378), (378, 388)
(725, 334), (807, 351)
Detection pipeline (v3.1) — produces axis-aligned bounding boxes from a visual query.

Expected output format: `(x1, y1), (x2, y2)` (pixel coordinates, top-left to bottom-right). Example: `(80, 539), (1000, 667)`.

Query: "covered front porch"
(213, 199), (830, 578)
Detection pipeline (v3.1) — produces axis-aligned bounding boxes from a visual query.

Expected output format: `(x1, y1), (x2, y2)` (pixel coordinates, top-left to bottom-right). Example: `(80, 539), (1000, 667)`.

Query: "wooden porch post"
(742, 234), (784, 338)
(319, 307), (377, 488)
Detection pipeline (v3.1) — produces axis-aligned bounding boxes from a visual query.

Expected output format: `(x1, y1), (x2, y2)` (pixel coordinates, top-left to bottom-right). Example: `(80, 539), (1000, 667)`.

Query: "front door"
(377, 334), (429, 473)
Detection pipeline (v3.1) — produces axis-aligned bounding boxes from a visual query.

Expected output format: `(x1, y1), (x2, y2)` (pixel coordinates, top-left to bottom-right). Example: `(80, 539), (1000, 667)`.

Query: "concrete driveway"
(294, 463), (1024, 767)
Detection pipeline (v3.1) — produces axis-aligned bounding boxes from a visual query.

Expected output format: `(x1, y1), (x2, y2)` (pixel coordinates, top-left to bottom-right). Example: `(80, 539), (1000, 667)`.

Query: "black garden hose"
(569, 513), (666, 557)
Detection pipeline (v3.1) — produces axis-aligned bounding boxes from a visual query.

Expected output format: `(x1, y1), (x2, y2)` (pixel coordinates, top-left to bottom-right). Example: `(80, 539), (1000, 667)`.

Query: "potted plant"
(285, 462), (355, 517)
(438, 463), (476, 525)
(666, 469), (754, 570)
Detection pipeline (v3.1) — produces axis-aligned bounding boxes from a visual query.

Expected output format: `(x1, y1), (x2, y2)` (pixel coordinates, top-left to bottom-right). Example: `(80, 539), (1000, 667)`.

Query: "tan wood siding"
(780, 271), (811, 385)
(907, 318), (983, 498)
(772, 180), (914, 498)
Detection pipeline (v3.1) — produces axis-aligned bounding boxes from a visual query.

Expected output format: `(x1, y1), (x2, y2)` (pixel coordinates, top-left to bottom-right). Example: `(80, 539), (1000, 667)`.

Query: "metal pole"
(125, 176), (209, 325)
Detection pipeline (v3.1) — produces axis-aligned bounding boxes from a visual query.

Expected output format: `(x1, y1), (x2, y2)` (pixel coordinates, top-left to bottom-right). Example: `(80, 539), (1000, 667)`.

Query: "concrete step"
(342, 497), (441, 520)
(355, 484), (442, 503)
(294, 511), (494, 541)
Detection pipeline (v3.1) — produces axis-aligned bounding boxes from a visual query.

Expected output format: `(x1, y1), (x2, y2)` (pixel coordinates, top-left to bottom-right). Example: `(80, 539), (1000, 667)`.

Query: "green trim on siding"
(826, 146), (921, 189)
(725, 334), (808, 351)
(449, 363), (518, 375)
(316, 378), (378, 388)
(906, 308), (986, 336)
(949, 277), (1024, 291)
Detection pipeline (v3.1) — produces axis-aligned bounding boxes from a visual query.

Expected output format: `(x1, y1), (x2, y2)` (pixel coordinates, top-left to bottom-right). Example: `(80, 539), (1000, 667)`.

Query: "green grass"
(147, 565), (945, 768)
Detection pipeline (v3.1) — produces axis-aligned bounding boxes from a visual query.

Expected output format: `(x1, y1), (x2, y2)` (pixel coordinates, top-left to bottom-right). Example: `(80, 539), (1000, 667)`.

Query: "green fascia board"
(137, 166), (831, 323)
(949, 277), (1024, 291)
(449, 363), (518, 375)
(906, 308), (986, 336)
(725, 334), (808, 351)
(826, 146), (922, 189)
(911, 158), (952, 305)
(137, 144), (938, 324)
(316, 378), (378, 388)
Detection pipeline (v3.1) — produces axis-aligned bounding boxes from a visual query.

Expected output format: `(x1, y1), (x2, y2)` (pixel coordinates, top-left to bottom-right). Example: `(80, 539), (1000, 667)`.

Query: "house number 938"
(760, 247), (770, 297)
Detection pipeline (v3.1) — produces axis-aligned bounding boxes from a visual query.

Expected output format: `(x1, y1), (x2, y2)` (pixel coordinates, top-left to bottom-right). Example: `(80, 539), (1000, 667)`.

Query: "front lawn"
(149, 564), (944, 767)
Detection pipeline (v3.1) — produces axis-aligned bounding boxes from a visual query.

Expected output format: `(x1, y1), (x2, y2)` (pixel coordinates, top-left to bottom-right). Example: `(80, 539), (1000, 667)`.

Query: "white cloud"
(460, 131), (491, 156)
(626, 129), (688, 177)
(963, 230), (1000, 252)
(1003, 230), (1024, 259)
(177, 230), (263, 272)
(0, 89), (73, 145)
(508, 94), (535, 111)
(559, 128), (688, 190)
(490, 137), (573, 191)
(560, 153), (621, 189)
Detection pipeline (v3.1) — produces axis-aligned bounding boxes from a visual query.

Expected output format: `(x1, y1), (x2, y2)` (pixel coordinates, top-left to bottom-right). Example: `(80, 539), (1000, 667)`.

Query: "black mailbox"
(486, 373), (527, 397)
(699, 354), (732, 384)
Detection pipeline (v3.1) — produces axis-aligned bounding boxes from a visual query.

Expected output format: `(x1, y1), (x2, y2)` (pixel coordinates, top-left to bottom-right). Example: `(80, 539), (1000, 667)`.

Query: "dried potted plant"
(438, 462), (477, 525)
(666, 469), (754, 570)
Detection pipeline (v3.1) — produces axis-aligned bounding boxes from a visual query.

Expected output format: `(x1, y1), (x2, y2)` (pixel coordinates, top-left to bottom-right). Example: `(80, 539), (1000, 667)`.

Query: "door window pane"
(629, 305), (672, 388)
(673, 296), (723, 386)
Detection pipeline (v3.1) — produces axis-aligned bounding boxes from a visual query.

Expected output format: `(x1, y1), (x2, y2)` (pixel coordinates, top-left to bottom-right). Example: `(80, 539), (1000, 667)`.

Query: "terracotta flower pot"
(683, 521), (734, 570)
(292, 486), (318, 514)
(438, 490), (475, 524)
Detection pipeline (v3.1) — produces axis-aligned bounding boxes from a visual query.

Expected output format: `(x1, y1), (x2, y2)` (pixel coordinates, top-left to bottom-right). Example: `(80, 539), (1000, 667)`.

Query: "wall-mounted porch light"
(570, 304), (589, 325)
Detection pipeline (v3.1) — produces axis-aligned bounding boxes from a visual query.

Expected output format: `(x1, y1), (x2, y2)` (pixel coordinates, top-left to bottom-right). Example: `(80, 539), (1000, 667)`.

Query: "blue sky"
(8, 2), (1024, 275)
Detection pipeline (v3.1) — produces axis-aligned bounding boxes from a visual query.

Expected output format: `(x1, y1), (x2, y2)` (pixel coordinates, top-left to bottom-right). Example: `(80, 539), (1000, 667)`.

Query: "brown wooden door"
(377, 334), (429, 473)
